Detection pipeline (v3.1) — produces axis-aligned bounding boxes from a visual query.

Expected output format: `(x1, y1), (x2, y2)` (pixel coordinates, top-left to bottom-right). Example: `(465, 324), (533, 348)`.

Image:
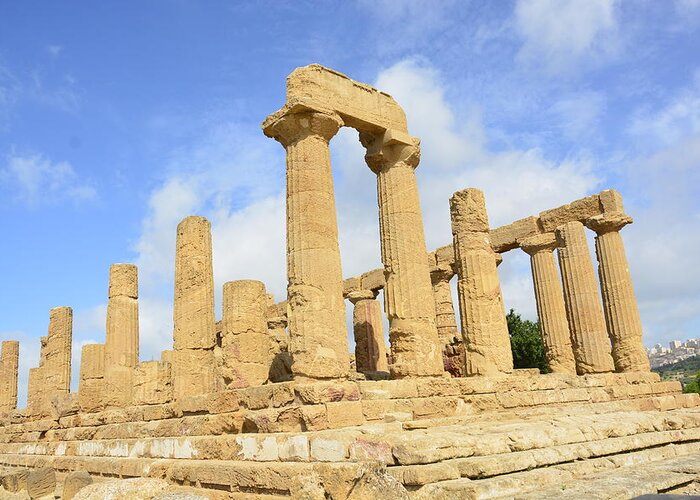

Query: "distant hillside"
(652, 355), (700, 375)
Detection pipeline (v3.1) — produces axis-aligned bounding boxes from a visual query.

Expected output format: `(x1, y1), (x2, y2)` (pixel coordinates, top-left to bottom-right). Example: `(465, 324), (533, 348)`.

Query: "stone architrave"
(430, 264), (459, 346)
(220, 280), (274, 387)
(0, 341), (19, 411)
(556, 221), (615, 374)
(361, 130), (443, 378)
(173, 216), (217, 398)
(450, 188), (513, 376)
(103, 264), (139, 407)
(78, 344), (105, 412)
(263, 105), (350, 381)
(520, 234), (576, 374)
(586, 213), (650, 372)
(348, 290), (389, 374)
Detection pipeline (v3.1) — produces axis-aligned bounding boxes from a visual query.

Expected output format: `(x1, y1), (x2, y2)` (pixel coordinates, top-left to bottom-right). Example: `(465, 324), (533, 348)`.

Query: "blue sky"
(1, 0), (699, 406)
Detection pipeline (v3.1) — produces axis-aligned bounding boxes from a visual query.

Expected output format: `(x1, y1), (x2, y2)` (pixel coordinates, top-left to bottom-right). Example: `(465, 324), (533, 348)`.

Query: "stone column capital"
(263, 105), (343, 147)
(360, 129), (420, 174)
(585, 213), (633, 235)
(347, 289), (378, 305)
(519, 233), (557, 256)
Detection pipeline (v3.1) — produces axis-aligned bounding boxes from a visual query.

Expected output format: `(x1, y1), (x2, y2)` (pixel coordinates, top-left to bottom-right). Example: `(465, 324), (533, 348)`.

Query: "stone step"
(412, 441), (700, 499)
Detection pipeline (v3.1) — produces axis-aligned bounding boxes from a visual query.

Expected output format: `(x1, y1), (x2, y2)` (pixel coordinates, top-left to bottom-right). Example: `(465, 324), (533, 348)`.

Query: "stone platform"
(2, 372), (700, 498)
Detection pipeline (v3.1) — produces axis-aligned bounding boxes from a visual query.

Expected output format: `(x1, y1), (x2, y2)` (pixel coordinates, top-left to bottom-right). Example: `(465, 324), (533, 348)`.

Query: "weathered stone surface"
(1, 469), (28, 492)
(220, 280), (273, 388)
(539, 194), (602, 232)
(133, 361), (173, 405)
(264, 108), (350, 381)
(451, 188), (513, 375)
(430, 265), (459, 346)
(520, 233), (576, 374)
(586, 213), (650, 373)
(172, 349), (217, 400)
(348, 293), (388, 374)
(0, 340), (19, 411)
(362, 131), (443, 378)
(489, 216), (542, 252)
(72, 478), (170, 500)
(62, 470), (93, 500)
(556, 221), (615, 374)
(26, 467), (55, 499)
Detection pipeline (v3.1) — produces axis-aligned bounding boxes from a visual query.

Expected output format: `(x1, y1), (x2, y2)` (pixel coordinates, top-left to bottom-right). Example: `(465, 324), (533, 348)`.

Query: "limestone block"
(360, 268), (385, 291)
(1, 469), (28, 492)
(349, 295), (388, 374)
(172, 349), (217, 399)
(173, 216), (216, 350)
(133, 361), (173, 406)
(26, 467), (55, 499)
(0, 340), (19, 411)
(62, 471), (93, 500)
(430, 266), (459, 346)
(72, 478), (170, 500)
(539, 194), (602, 232)
(45, 306), (73, 395)
(79, 344), (104, 381)
(220, 280), (274, 388)
(556, 221), (614, 374)
(282, 64), (408, 132)
(599, 189), (624, 213)
(343, 277), (361, 297)
(105, 264), (139, 370)
(489, 216), (542, 253)
(434, 245), (455, 267)
(78, 378), (104, 413)
(451, 188), (513, 375)
(102, 365), (134, 408)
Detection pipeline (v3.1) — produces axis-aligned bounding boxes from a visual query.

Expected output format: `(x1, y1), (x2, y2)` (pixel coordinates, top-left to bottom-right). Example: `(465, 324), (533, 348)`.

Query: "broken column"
(220, 280), (273, 387)
(173, 216), (217, 398)
(556, 221), (615, 374)
(450, 188), (513, 376)
(263, 105), (350, 380)
(348, 290), (389, 374)
(361, 131), (443, 377)
(586, 213), (650, 372)
(520, 233), (576, 374)
(103, 264), (139, 407)
(430, 265), (460, 346)
(78, 344), (105, 412)
(0, 340), (19, 411)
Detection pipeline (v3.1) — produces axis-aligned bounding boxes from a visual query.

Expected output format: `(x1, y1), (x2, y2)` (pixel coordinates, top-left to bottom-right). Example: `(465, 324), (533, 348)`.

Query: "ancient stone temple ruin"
(1, 65), (699, 499)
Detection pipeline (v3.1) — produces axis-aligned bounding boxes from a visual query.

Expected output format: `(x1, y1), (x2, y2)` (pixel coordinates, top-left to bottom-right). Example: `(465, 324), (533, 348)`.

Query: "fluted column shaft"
(348, 290), (388, 374)
(556, 221), (614, 374)
(520, 234), (576, 374)
(431, 266), (459, 346)
(47, 306), (73, 395)
(587, 214), (650, 372)
(105, 264), (139, 368)
(265, 109), (349, 380)
(362, 132), (443, 377)
(0, 341), (19, 411)
(450, 189), (513, 376)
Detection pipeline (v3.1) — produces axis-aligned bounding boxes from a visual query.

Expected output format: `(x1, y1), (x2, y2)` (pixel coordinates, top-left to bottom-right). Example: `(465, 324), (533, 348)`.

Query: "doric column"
(78, 344), (105, 412)
(220, 280), (273, 387)
(430, 264), (459, 346)
(555, 221), (614, 374)
(46, 306), (73, 395)
(520, 234), (576, 374)
(361, 130), (443, 378)
(586, 213), (650, 372)
(450, 188), (513, 376)
(348, 290), (388, 374)
(173, 216), (217, 398)
(264, 106), (350, 380)
(0, 341), (19, 411)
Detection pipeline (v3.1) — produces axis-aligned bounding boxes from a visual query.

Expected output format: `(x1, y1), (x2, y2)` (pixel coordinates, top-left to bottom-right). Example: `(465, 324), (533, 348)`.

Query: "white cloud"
(515, 0), (619, 73)
(46, 45), (63, 57)
(0, 152), (97, 206)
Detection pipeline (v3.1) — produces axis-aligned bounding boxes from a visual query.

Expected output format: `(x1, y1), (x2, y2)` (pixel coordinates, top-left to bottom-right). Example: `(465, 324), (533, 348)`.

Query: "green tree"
(683, 371), (700, 394)
(507, 309), (548, 373)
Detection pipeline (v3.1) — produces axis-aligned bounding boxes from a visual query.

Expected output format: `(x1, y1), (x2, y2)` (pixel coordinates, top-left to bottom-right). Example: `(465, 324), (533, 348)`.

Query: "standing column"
(556, 221), (614, 374)
(520, 234), (576, 374)
(78, 344), (105, 412)
(361, 131), (443, 377)
(430, 265), (459, 345)
(104, 264), (139, 407)
(220, 280), (273, 388)
(348, 290), (389, 374)
(45, 306), (73, 395)
(0, 341), (19, 411)
(263, 107), (350, 380)
(586, 214), (650, 372)
(450, 188), (513, 376)
(173, 216), (217, 397)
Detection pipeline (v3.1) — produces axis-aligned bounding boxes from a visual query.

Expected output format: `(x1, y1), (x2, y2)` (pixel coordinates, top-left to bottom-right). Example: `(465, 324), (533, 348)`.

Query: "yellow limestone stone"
(430, 264), (459, 346)
(173, 216), (217, 397)
(221, 280), (274, 387)
(0, 340), (19, 411)
(348, 290), (389, 374)
(520, 233), (576, 374)
(362, 131), (444, 378)
(450, 188), (513, 376)
(264, 106), (350, 381)
(555, 221), (615, 374)
(78, 344), (104, 412)
(586, 213), (650, 372)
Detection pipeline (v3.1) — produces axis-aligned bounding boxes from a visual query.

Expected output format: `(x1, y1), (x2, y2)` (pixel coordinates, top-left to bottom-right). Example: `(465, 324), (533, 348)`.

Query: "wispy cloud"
(0, 152), (97, 206)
